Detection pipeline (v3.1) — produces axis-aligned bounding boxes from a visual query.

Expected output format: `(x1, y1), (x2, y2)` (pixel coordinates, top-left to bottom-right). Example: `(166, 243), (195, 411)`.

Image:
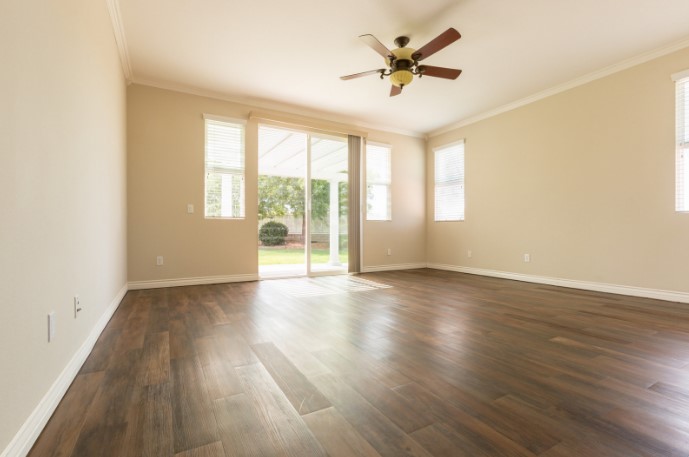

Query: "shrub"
(259, 221), (289, 246)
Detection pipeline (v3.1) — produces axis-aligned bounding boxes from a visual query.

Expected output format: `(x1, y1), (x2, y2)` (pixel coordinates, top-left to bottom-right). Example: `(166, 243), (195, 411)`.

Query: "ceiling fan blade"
(419, 65), (462, 80)
(412, 28), (461, 61)
(340, 69), (385, 80)
(390, 85), (402, 97)
(359, 34), (392, 59)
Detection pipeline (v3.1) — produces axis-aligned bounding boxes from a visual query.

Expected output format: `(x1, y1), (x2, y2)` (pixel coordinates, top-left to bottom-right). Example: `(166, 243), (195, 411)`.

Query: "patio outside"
(258, 126), (349, 277)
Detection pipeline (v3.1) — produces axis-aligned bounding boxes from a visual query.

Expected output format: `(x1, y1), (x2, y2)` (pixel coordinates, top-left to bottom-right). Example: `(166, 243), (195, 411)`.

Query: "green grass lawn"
(259, 247), (348, 265)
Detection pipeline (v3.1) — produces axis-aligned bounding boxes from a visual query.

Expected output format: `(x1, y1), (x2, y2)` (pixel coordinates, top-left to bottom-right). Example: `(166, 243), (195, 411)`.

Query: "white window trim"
(671, 69), (689, 82)
(366, 141), (392, 221)
(204, 116), (246, 219)
(433, 139), (465, 222)
(673, 71), (689, 212)
(202, 113), (247, 125)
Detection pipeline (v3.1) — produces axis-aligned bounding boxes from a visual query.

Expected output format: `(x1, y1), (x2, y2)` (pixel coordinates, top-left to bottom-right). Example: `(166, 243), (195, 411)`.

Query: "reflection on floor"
(266, 275), (392, 297)
(259, 262), (348, 279)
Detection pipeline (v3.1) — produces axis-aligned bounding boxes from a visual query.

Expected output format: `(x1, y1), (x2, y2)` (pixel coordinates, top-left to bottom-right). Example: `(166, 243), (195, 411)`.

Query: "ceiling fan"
(341, 27), (462, 97)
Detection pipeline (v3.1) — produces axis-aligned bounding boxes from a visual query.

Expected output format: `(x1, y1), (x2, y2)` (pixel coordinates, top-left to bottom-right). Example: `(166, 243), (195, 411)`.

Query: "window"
(366, 143), (392, 220)
(204, 115), (245, 218)
(674, 70), (689, 212)
(434, 140), (465, 221)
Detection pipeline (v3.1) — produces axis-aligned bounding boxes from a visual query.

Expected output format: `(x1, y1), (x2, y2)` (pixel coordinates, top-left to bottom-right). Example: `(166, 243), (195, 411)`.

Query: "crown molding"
(429, 36), (689, 138)
(106, 0), (133, 81)
(130, 77), (425, 139)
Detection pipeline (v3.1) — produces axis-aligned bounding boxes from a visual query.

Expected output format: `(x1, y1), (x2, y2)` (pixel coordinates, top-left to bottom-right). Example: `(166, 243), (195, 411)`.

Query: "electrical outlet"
(48, 312), (56, 342)
(156, 256), (164, 266)
(524, 253), (531, 263)
(74, 295), (82, 318)
(467, 249), (472, 258)
(187, 204), (194, 214)
(387, 248), (392, 256)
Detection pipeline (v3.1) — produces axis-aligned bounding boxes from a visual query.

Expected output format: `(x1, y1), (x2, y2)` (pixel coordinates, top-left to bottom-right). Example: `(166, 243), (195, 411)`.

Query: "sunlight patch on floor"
(268, 276), (392, 297)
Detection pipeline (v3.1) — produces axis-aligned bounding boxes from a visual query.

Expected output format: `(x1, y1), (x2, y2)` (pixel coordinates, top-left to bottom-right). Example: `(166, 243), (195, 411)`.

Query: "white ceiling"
(116, 0), (689, 136)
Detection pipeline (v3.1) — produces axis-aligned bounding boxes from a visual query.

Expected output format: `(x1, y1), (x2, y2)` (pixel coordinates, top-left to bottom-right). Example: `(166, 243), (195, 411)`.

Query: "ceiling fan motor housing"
(387, 42), (416, 87)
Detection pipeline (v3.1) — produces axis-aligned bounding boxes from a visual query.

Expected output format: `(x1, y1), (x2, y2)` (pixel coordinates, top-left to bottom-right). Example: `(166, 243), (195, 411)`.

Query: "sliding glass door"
(310, 135), (348, 273)
(258, 126), (348, 278)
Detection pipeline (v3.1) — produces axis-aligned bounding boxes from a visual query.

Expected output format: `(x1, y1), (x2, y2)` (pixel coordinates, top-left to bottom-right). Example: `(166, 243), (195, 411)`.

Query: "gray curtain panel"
(347, 135), (362, 273)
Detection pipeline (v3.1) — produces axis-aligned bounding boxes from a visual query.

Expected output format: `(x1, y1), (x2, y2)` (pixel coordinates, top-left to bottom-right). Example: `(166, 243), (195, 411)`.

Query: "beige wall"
(427, 47), (689, 293)
(0, 0), (127, 452)
(127, 85), (427, 282)
(127, 86), (259, 282)
(363, 134), (426, 268)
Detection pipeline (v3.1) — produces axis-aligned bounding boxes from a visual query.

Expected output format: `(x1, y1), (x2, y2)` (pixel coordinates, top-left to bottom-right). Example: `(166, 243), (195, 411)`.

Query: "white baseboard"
(361, 262), (428, 273)
(427, 263), (689, 304)
(1, 284), (128, 457)
(128, 273), (259, 290)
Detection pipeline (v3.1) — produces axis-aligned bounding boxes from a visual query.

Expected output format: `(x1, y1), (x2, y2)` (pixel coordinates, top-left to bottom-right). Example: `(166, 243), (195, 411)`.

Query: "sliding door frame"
(257, 122), (350, 279)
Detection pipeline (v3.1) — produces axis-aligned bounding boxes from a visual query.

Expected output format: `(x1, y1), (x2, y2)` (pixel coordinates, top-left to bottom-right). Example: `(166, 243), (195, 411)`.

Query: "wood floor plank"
(184, 305), (215, 339)
(140, 331), (171, 386)
(649, 380), (689, 405)
(311, 373), (433, 457)
(273, 339), (331, 379)
(169, 318), (195, 360)
(410, 423), (483, 457)
(170, 356), (219, 453)
(200, 299), (231, 326)
(114, 299), (151, 353)
(312, 347), (410, 389)
(251, 342), (331, 415)
(201, 360), (244, 400)
(71, 348), (144, 456)
(142, 382), (174, 457)
(147, 290), (170, 334)
(174, 441), (225, 457)
(69, 422), (128, 457)
(345, 376), (434, 434)
(599, 407), (689, 457)
(27, 371), (104, 457)
(413, 418), (539, 457)
(213, 394), (281, 457)
(539, 441), (651, 457)
(391, 382), (539, 457)
(214, 324), (259, 366)
(235, 363), (328, 456)
(303, 407), (383, 457)
(79, 324), (121, 374)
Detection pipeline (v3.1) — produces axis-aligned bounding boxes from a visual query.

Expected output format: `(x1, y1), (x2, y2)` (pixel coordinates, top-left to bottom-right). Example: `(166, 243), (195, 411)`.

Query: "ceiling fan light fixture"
(390, 70), (413, 88)
(341, 28), (462, 96)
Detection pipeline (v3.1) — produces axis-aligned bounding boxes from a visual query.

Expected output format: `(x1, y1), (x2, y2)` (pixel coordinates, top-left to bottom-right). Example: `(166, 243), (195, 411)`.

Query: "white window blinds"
(674, 71), (689, 212)
(204, 117), (245, 218)
(366, 143), (392, 221)
(434, 141), (465, 221)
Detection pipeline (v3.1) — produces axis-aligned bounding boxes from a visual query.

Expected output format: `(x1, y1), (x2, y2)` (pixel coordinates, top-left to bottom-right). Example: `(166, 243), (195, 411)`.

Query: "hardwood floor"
(28, 269), (689, 456)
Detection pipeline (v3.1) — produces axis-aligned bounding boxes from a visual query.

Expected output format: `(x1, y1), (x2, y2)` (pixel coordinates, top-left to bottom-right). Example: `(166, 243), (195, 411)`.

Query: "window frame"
(203, 114), (247, 219)
(433, 140), (465, 222)
(365, 142), (392, 221)
(673, 70), (689, 213)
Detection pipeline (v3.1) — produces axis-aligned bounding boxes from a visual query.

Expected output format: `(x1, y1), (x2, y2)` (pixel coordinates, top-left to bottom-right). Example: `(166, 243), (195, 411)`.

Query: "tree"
(258, 176), (304, 220)
(258, 175), (348, 239)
